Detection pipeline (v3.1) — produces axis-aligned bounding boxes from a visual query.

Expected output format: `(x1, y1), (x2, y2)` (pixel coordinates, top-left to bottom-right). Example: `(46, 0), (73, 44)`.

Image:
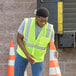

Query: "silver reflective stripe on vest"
(25, 18), (31, 42)
(46, 24), (51, 37)
(26, 42), (46, 50)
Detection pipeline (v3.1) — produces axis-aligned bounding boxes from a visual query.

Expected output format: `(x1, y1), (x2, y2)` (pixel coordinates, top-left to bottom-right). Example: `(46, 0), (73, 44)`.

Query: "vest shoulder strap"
(46, 23), (53, 37)
(24, 17), (35, 42)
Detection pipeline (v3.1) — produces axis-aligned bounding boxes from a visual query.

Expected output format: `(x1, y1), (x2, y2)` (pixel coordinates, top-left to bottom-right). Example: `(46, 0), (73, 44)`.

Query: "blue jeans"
(14, 53), (44, 76)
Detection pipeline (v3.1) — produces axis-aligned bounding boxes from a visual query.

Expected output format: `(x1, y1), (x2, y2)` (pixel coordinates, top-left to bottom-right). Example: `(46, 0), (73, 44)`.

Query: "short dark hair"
(36, 7), (49, 17)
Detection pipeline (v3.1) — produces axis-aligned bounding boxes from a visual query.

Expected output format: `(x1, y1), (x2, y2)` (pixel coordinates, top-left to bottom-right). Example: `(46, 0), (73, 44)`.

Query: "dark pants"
(14, 53), (44, 76)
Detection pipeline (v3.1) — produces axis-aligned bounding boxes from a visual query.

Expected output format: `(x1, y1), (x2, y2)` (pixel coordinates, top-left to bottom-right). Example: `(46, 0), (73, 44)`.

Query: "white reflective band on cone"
(49, 67), (61, 74)
(8, 60), (15, 65)
(24, 71), (27, 76)
(50, 50), (57, 60)
(9, 47), (15, 55)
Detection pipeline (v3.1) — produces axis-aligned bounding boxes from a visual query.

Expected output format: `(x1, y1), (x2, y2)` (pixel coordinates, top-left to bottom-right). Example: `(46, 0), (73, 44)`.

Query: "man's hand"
(26, 53), (35, 64)
(17, 33), (35, 64)
(54, 51), (58, 58)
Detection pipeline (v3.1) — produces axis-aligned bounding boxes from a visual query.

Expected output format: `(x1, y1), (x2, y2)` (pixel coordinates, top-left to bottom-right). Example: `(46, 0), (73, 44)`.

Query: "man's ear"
(35, 16), (37, 17)
(35, 16), (37, 19)
(35, 16), (38, 22)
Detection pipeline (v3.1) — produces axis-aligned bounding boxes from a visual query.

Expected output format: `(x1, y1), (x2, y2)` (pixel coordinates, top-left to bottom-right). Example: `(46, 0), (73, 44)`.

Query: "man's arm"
(17, 32), (27, 56)
(17, 32), (35, 64)
(49, 28), (58, 58)
(17, 20), (35, 64)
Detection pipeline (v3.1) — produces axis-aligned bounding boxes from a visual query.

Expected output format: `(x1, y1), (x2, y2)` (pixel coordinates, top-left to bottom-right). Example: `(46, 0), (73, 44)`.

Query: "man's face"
(36, 16), (48, 27)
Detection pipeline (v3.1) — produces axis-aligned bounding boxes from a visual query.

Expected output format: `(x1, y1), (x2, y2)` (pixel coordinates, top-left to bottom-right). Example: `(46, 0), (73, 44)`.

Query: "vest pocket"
(39, 37), (49, 47)
(33, 48), (46, 61)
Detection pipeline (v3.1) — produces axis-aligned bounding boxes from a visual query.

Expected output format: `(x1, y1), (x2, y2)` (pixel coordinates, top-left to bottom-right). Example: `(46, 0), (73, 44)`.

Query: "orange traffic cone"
(7, 41), (15, 76)
(49, 42), (61, 76)
(24, 69), (27, 76)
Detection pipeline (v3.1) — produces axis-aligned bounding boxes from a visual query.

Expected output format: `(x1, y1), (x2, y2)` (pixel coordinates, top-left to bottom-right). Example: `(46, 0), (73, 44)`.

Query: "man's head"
(35, 7), (49, 27)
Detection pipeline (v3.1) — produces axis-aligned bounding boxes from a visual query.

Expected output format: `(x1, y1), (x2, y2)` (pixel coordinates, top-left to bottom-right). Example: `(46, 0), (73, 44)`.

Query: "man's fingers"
(54, 51), (58, 58)
(29, 58), (35, 64)
(31, 60), (35, 64)
(31, 58), (35, 64)
(26, 54), (35, 64)
(27, 56), (35, 64)
(30, 55), (35, 58)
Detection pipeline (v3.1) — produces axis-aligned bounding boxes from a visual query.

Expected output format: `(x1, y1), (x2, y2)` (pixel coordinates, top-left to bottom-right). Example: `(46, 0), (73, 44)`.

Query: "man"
(14, 7), (58, 76)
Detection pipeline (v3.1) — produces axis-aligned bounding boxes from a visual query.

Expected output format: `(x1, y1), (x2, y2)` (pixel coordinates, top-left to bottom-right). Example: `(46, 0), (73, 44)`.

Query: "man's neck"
(35, 21), (43, 28)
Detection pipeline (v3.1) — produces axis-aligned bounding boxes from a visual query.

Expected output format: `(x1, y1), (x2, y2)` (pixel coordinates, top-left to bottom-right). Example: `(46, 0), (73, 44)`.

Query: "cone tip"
(10, 40), (14, 47)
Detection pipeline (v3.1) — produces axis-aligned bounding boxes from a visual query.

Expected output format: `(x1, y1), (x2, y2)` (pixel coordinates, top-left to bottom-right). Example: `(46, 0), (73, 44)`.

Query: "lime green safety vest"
(17, 17), (53, 62)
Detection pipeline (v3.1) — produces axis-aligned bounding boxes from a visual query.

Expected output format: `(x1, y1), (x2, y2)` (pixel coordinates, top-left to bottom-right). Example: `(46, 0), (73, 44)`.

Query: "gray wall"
(0, 0), (76, 76)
